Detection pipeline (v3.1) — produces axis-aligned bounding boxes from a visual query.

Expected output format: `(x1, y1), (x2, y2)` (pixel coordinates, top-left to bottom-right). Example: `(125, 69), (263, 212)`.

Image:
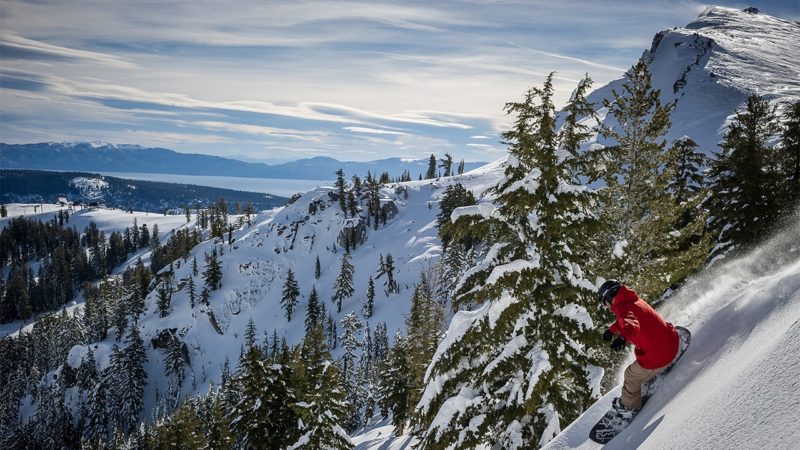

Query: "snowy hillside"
(586, 6), (800, 155)
(64, 159), (506, 417)
(543, 213), (800, 449)
(0, 205), (204, 338)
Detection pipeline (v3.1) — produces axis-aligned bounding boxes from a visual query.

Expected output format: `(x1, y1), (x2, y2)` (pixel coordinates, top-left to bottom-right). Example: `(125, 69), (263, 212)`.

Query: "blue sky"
(1, 0), (797, 163)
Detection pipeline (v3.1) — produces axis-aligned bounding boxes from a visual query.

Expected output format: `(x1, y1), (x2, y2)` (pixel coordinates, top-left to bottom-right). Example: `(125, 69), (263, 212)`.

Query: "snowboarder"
(598, 279), (680, 418)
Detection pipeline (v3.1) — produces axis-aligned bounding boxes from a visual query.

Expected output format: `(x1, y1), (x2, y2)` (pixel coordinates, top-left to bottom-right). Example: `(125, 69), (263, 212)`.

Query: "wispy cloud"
(0, 34), (135, 68)
(3, 0), (794, 162)
(344, 126), (409, 135)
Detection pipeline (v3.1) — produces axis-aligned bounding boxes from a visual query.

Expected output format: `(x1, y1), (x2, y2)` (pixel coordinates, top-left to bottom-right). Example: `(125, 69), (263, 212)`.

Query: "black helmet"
(598, 279), (621, 305)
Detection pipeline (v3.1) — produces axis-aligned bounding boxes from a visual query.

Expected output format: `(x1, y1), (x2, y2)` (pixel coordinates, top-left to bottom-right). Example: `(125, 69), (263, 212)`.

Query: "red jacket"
(609, 285), (679, 369)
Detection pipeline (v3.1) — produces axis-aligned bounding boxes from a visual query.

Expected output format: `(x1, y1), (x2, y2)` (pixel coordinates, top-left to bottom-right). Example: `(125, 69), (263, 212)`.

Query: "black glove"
(602, 329), (613, 342)
(610, 336), (626, 351)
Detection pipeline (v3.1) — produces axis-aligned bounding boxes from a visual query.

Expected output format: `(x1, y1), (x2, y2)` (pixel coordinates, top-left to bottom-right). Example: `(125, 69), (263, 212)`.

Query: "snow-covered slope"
(543, 212), (800, 449)
(65, 159), (506, 417)
(0, 205), (203, 338)
(586, 6), (800, 155)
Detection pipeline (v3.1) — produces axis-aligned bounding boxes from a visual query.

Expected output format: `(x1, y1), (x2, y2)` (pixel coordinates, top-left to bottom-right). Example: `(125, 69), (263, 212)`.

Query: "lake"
(101, 172), (332, 197)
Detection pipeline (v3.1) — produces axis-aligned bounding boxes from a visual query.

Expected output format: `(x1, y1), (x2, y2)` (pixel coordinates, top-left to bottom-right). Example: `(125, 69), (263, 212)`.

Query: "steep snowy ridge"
(543, 212), (800, 449)
(587, 6), (800, 155)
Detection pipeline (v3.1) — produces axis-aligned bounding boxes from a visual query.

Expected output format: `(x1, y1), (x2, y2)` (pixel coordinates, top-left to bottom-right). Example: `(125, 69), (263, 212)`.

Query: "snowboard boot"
(611, 397), (637, 422)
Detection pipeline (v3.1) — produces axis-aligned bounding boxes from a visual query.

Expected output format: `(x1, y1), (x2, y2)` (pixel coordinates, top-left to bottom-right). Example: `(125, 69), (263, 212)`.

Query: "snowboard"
(588, 326), (692, 445)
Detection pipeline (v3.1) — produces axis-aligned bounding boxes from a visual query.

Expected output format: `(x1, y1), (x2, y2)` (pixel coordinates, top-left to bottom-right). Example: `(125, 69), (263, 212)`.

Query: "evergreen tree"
(34, 383), (73, 449)
(83, 373), (110, 442)
(305, 286), (321, 334)
(335, 169), (348, 217)
(363, 275), (375, 319)
(379, 333), (412, 435)
(347, 191), (359, 218)
(598, 61), (694, 297)
(707, 94), (782, 258)
(439, 153), (454, 177)
(380, 253), (399, 295)
(203, 249), (223, 291)
(116, 325), (148, 434)
(331, 252), (355, 313)
(414, 74), (602, 449)
(339, 313), (364, 430)
(244, 318), (258, 350)
(777, 100), (800, 211)
(164, 338), (188, 397)
(187, 275), (196, 308)
(229, 346), (300, 449)
(314, 255), (322, 280)
(437, 183), (477, 247)
(281, 268), (301, 321)
(157, 281), (171, 318)
(326, 311), (338, 350)
(425, 154), (437, 179)
(667, 137), (706, 206)
(457, 159), (465, 175)
(290, 325), (353, 449)
(405, 273), (441, 408)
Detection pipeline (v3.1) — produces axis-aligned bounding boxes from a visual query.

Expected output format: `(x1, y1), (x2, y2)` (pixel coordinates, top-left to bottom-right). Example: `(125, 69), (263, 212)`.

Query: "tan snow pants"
(621, 361), (666, 410)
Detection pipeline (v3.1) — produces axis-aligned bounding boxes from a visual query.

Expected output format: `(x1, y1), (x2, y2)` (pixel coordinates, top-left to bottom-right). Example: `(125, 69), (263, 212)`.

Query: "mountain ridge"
(0, 141), (488, 181)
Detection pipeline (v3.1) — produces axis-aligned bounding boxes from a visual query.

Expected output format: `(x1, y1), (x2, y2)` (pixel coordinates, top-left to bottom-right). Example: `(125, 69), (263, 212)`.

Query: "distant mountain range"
(0, 142), (488, 180)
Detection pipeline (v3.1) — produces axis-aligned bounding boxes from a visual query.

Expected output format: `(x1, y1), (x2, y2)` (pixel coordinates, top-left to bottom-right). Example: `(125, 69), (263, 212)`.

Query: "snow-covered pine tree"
(326, 311), (338, 349)
(379, 332), (412, 434)
(373, 322), (389, 363)
(331, 252), (355, 313)
(229, 346), (300, 449)
(244, 318), (257, 350)
(187, 275), (196, 308)
(83, 373), (110, 443)
(598, 60), (695, 298)
(116, 324), (147, 434)
(281, 268), (301, 321)
(164, 337), (188, 398)
(33, 382), (73, 449)
(437, 243), (466, 304)
(290, 325), (353, 449)
(363, 275), (375, 319)
(707, 94), (782, 259)
(667, 137), (706, 207)
(156, 281), (171, 318)
(359, 325), (378, 426)
(314, 255), (322, 280)
(347, 191), (358, 218)
(203, 249), (223, 291)
(437, 183), (477, 248)
(661, 136), (711, 283)
(305, 286), (321, 334)
(405, 273), (441, 409)
(779, 100), (800, 204)
(381, 253), (399, 295)
(414, 74), (602, 449)
(339, 313), (364, 430)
